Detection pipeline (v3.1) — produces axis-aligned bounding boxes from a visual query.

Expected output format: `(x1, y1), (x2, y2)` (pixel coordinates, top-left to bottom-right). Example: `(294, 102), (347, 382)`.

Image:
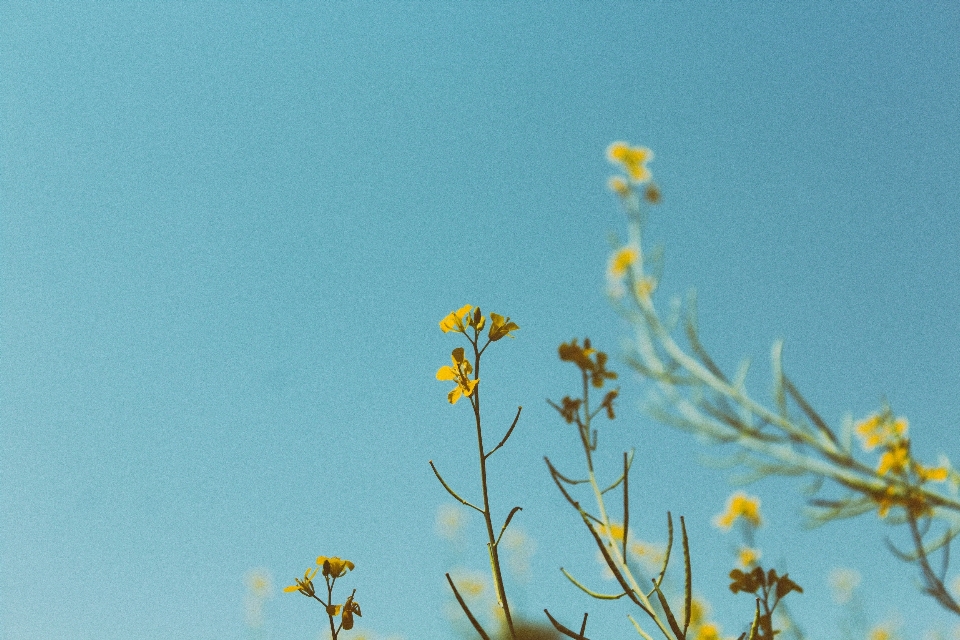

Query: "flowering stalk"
(604, 141), (960, 616)
(546, 337), (703, 640)
(433, 305), (521, 640)
(283, 556), (360, 639)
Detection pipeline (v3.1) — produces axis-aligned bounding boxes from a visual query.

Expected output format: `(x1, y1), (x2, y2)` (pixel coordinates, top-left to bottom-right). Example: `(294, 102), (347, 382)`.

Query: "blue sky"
(3, 3), (960, 639)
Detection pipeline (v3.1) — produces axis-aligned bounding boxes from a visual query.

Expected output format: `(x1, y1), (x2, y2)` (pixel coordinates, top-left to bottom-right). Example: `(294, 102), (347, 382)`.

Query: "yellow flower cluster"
(606, 141), (661, 203)
(713, 492), (762, 530)
(438, 305), (518, 341)
(284, 556), (361, 634)
(436, 305), (518, 404)
(607, 141), (654, 182)
(855, 409), (949, 517)
(855, 411), (908, 451)
(591, 522), (665, 570)
(284, 556), (356, 595)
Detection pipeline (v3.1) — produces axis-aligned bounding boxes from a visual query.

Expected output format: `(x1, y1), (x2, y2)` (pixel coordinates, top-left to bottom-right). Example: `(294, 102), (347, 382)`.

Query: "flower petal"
(436, 365), (457, 381)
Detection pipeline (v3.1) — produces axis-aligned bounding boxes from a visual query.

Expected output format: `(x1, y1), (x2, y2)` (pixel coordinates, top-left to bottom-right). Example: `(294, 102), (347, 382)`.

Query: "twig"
(446, 573), (491, 640)
(485, 406), (523, 459)
(430, 460), (484, 513)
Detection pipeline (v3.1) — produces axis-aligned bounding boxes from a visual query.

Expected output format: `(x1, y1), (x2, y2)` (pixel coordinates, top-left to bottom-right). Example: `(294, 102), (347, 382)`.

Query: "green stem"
(472, 340), (516, 640)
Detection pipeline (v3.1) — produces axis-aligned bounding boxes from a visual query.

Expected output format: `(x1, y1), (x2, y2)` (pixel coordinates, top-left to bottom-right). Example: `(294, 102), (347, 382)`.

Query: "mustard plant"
(546, 338), (803, 640)
(284, 556), (361, 639)
(433, 305), (522, 640)
(603, 141), (960, 615)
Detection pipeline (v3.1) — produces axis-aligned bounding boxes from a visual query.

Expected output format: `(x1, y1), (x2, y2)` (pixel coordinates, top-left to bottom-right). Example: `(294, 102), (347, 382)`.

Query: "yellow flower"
(608, 247), (638, 279)
(488, 312), (519, 341)
(607, 141), (654, 182)
(877, 441), (910, 476)
(439, 305), (473, 333)
(317, 556), (355, 578)
(687, 597), (709, 626)
(436, 503), (467, 540)
(871, 485), (933, 519)
(436, 347), (479, 404)
(608, 176), (631, 197)
(713, 492), (762, 530)
(246, 569), (272, 596)
(855, 411), (908, 451)
(450, 571), (487, 598)
(869, 625), (895, 640)
(629, 540), (666, 567)
(634, 276), (657, 300)
(917, 464), (949, 482)
(694, 622), (721, 640)
(284, 566), (318, 597)
(737, 546), (761, 568)
(594, 522), (625, 541)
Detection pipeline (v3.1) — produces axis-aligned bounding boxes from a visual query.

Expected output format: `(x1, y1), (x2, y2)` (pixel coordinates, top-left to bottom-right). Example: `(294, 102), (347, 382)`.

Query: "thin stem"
(544, 609), (591, 640)
(486, 406), (523, 460)
(430, 460), (484, 513)
(327, 577), (338, 640)
(472, 341), (517, 640)
(447, 573), (492, 640)
(909, 513), (960, 614)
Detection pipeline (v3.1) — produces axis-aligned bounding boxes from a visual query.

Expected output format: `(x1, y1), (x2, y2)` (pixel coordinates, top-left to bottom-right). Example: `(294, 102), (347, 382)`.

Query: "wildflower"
(713, 492), (762, 530)
(855, 411), (908, 451)
(439, 305), (473, 334)
(450, 570), (487, 598)
(246, 569), (272, 596)
(245, 569), (272, 629)
(869, 625), (895, 640)
(608, 176), (631, 197)
(599, 389), (618, 419)
(607, 246), (638, 279)
(606, 141), (654, 183)
(629, 540), (666, 567)
(871, 485), (932, 518)
(695, 622), (721, 640)
(342, 594), (362, 630)
(634, 276), (657, 300)
(555, 396), (582, 424)
(590, 355), (614, 388)
(558, 339), (617, 388)
(559, 338), (594, 369)
(468, 306), (486, 331)
(686, 597), (709, 626)
(488, 312), (519, 341)
(436, 347), (479, 404)
(318, 556), (355, 578)
(644, 183), (662, 204)
(877, 441), (910, 476)
(284, 566), (318, 597)
(828, 567), (861, 605)
(917, 463), (950, 483)
(502, 528), (535, 580)
(737, 546), (762, 568)
(436, 503), (467, 540)
(872, 486), (898, 518)
(594, 522), (625, 542)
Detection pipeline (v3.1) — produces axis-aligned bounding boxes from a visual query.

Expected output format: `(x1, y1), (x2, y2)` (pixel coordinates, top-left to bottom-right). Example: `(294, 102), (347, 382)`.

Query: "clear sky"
(3, 3), (960, 639)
